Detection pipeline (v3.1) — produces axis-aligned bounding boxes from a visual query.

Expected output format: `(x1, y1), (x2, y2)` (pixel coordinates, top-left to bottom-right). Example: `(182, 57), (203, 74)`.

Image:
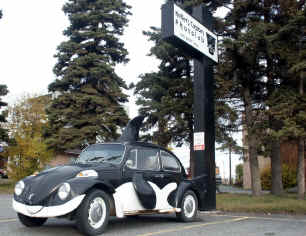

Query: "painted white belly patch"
(113, 182), (177, 218)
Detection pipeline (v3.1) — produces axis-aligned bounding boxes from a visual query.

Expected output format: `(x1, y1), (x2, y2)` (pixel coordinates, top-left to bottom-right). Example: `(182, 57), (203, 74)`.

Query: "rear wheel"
(17, 213), (47, 227)
(76, 189), (110, 236)
(176, 190), (198, 222)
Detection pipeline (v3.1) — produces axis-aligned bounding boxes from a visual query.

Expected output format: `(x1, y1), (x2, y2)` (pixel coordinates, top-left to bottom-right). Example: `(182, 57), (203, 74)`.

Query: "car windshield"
(75, 144), (125, 164)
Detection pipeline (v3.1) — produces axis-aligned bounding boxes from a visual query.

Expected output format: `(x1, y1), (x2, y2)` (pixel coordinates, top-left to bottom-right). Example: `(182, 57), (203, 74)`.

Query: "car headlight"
(76, 170), (98, 178)
(58, 183), (71, 200)
(15, 181), (25, 196)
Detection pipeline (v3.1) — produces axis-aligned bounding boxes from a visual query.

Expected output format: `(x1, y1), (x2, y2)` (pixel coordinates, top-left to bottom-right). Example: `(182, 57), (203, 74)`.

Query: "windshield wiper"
(103, 155), (121, 162)
(87, 155), (121, 165)
(88, 156), (107, 162)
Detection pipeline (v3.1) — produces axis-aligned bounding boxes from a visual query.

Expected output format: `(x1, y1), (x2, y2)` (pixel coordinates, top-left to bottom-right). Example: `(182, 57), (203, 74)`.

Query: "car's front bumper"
(12, 194), (85, 218)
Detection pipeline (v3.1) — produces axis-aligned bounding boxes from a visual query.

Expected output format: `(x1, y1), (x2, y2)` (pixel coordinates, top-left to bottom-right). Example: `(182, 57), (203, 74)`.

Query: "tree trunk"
(248, 135), (262, 196)
(271, 139), (283, 196)
(297, 71), (305, 199)
(243, 87), (262, 196)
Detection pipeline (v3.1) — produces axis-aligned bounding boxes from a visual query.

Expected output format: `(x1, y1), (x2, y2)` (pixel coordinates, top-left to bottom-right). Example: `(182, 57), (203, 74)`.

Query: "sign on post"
(162, 3), (218, 63)
(193, 132), (205, 151)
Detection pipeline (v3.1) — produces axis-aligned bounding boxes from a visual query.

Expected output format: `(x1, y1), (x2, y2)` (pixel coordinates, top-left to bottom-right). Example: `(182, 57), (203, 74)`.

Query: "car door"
(158, 150), (185, 206)
(122, 146), (163, 188)
(159, 150), (183, 185)
(123, 148), (183, 188)
(118, 146), (176, 212)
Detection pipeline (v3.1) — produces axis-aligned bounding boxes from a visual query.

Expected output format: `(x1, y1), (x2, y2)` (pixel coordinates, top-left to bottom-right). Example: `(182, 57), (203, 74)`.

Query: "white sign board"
(193, 132), (205, 151)
(173, 4), (218, 63)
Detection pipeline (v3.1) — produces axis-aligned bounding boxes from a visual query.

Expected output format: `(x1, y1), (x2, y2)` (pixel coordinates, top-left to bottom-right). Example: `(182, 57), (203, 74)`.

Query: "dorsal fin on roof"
(117, 116), (145, 142)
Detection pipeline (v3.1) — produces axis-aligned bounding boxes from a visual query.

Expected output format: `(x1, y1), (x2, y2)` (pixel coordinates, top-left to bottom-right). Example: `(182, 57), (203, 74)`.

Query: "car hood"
(20, 165), (82, 204)
(21, 163), (114, 205)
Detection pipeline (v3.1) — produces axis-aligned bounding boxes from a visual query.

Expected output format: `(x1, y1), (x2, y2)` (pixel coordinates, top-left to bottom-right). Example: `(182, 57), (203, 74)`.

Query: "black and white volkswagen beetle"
(13, 117), (207, 235)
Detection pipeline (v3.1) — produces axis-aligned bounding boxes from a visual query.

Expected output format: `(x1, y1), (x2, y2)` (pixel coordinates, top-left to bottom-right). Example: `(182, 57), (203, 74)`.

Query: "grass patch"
(0, 180), (14, 194)
(217, 193), (306, 214)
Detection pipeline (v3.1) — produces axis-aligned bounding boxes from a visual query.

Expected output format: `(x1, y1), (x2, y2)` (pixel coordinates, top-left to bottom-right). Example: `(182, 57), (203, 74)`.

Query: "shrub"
(261, 167), (272, 190)
(235, 164), (243, 187)
(4, 95), (53, 182)
(282, 164), (297, 189)
(261, 164), (297, 190)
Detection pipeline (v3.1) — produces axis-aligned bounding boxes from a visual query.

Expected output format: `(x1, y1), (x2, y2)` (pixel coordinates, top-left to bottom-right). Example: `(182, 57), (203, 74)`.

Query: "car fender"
(67, 178), (115, 197)
(175, 174), (207, 210)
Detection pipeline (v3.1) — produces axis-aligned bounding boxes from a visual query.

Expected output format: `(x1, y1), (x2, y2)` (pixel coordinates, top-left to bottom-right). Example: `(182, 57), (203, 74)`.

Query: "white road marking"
(138, 217), (249, 236)
(0, 218), (17, 223)
(206, 213), (306, 223)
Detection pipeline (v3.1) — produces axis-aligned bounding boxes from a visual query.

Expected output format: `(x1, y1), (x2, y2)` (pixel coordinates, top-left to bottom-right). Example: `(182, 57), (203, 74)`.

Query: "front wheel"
(176, 190), (198, 222)
(76, 189), (110, 236)
(17, 213), (47, 227)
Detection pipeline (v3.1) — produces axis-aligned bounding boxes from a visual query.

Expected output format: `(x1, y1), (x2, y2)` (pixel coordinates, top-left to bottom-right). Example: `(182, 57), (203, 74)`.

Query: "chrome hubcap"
(184, 195), (196, 218)
(88, 197), (106, 229)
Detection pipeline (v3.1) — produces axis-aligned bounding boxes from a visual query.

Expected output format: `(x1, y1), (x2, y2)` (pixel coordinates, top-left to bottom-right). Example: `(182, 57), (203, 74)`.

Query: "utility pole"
(229, 144), (232, 185)
(192, 4), (216, 210)
(162, 2), (218, 210)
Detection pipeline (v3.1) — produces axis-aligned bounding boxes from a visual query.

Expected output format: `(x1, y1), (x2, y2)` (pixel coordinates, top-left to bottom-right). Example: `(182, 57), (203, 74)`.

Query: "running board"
(123, 208), (181, 216)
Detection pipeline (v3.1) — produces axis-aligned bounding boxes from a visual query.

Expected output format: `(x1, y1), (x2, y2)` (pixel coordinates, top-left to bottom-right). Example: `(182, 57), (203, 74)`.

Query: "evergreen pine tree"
(266, 0), (306, 198)
(216, 0), (272, 196)
(46, 0), (131, 152)
(153, 0), (304, 196)
(216, 0), (306, 196)
(145, 0), (266, 194)
(134, 27), (194, 148)
(134, 0), (239, 176)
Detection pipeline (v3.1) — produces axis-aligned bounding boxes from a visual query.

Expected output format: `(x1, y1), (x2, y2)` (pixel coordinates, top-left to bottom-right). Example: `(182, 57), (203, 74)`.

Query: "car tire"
(76, 189), (110, 236)
(17, 213), (47, 227)
(176, 190), (198, 222)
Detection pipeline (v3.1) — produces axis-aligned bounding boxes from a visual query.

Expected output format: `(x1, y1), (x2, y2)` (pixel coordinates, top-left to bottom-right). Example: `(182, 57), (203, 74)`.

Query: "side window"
(126, 148), (160, 171)
(160, 151), (181, 172)
(138, 148), (160, 171)
(126, 149), (137, 169)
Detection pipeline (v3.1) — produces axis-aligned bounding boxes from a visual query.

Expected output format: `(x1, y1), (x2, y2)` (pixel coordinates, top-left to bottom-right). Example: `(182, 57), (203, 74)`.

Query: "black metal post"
(229, 145), (232, 185)
(192, 5), (216, 210)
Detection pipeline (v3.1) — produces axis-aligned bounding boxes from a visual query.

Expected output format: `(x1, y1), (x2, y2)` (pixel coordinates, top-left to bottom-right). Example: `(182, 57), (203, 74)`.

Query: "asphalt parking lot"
(1, 194), (306, 236)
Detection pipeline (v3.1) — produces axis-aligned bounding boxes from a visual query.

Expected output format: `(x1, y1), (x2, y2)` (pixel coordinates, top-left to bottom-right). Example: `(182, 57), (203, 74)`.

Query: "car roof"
(126, 141), (168, 150)
(93, 141), (170, 151)
(124, 141), (179, 155)
(86, 142), (187, 175)
(91, 142), (178, 159)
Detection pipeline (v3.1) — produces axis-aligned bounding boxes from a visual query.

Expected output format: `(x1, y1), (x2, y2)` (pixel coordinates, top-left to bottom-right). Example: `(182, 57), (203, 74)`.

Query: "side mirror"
(125, 159), (135, 169)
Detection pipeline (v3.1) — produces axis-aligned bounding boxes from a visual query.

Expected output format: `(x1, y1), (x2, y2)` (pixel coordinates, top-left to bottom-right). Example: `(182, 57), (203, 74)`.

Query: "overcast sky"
(0, 0), (163, 109)
(0, 0), (242, 179)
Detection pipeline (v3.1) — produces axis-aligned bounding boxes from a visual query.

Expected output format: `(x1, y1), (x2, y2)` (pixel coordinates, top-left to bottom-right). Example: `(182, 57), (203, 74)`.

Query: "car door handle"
(155, 174), (164, 178)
